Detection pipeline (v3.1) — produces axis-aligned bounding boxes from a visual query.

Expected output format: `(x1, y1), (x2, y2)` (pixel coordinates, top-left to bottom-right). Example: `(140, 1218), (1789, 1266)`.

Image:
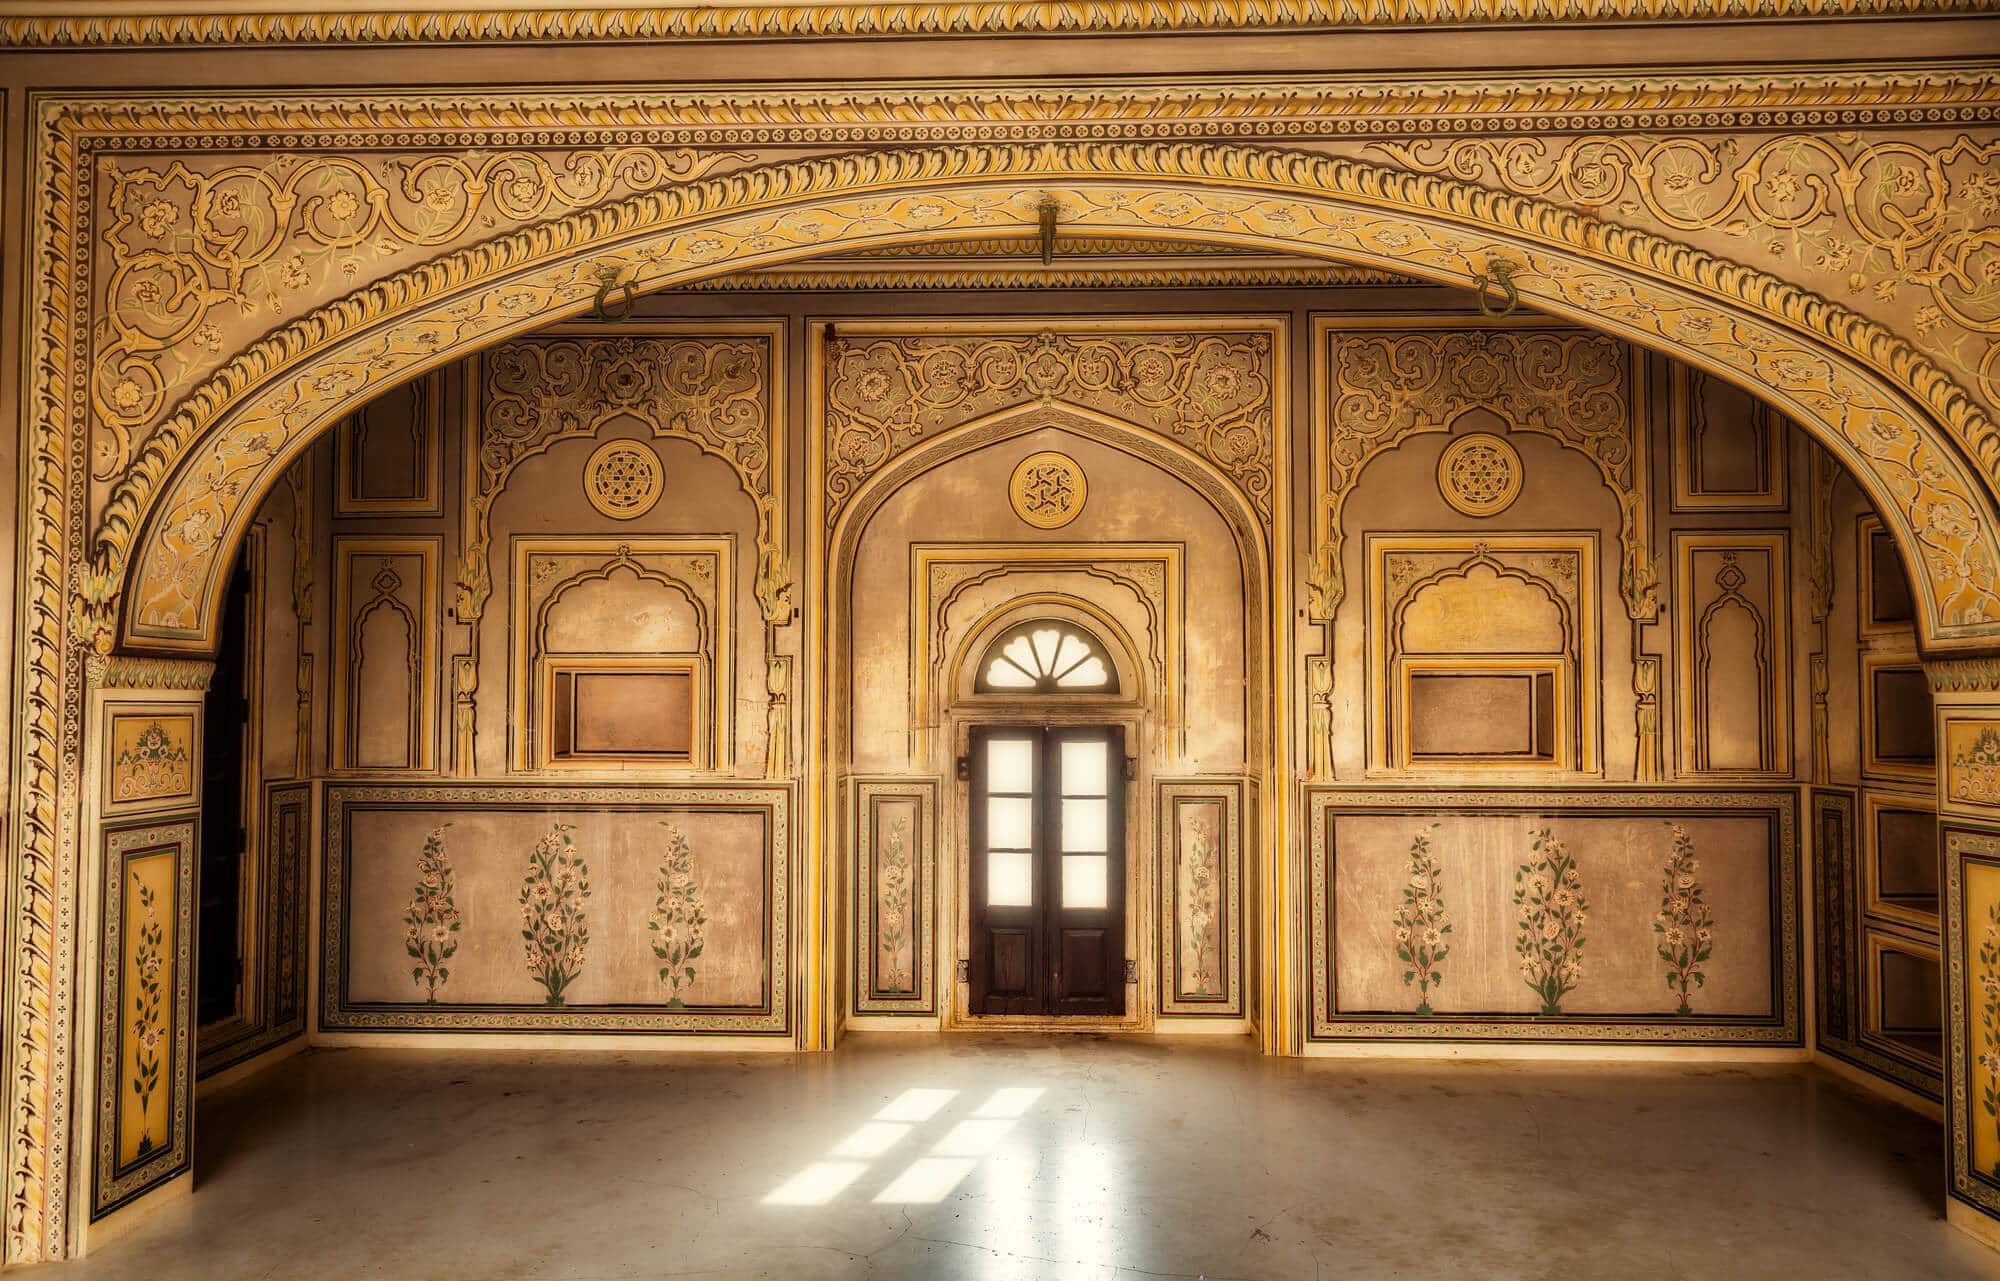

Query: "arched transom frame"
(94, 142), (2000, 658)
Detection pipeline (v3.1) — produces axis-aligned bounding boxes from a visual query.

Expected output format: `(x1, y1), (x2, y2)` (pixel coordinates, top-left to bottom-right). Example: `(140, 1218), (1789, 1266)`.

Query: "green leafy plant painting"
(1653, 822), (1715, 1016)
(649, 823), (708, 1008)
(1513, 828), (1588, 1016)
(875, 815), (914, 994)
(1390, 824), (1452, 1016)
(1980, 899), (2000, 1175)
(402, 825), (461, 1002)
(130, 871), (166, 1158)
(520, 822), (590, 1006)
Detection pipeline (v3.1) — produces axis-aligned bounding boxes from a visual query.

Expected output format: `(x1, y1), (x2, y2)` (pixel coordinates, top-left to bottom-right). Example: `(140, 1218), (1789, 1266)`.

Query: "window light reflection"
(873, 1156), (977, 1204)
(973, 1087), (1044, 1119)
(830, 1121), (909, 1159)
(874, 1087), (956, 1123)
(764, 1161), (868, 1205)
(931, 1118), (1014, 1157)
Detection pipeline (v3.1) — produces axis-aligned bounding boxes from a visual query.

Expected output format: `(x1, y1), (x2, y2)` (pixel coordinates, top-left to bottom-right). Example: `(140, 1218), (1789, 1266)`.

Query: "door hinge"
(1123, 959), (1137, 984)
(1123, 755), (1137, 781)
(956, 755), (970, 782)
(955, 959), (970, 982)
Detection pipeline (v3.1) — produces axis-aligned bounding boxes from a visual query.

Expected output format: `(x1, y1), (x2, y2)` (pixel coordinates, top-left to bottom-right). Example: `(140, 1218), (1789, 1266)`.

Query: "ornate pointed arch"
(77, 141), (2000, 657)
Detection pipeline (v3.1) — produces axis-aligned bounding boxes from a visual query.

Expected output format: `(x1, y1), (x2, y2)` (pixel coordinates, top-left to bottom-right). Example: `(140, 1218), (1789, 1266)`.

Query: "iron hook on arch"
(1471, 256), (1521, 320)
(592, 268), (638, 323)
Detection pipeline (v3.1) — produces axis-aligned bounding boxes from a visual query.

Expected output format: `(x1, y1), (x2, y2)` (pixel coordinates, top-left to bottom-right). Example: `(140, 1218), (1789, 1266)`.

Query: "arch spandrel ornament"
(85, 142), (2000, 653)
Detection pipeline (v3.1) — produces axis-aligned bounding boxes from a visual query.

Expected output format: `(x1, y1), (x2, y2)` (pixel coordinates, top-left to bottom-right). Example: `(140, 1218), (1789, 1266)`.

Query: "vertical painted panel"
(1158, 779), (1246, 1018)
(93, 819), (196, 1219)
(852, 778), (937, 1016)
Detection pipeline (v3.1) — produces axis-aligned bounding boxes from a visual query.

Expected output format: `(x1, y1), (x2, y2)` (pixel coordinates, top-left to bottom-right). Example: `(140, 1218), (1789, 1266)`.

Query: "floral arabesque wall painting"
(402, 826), (461, 1002)
(650, 823), (708, 1008)
(1514, 828), (1590, 1016)
(1391, 824), (1452, 1016)
(520, 823), (591, 1006)
(1655, 822), (1716, 1016)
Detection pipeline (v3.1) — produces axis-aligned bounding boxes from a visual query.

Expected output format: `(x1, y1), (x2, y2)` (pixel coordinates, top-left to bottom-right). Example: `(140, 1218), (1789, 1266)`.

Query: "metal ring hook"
(593, 270), (638, 323)
(1471, 258), (1520, 320)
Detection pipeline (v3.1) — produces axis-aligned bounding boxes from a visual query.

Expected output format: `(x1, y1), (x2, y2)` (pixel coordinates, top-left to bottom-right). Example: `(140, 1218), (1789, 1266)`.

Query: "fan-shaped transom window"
(975, 621), (1119, 695)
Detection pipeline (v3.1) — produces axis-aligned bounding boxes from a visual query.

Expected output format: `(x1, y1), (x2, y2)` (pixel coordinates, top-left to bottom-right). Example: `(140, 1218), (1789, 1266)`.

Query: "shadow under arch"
(84, 140), (2000, 659)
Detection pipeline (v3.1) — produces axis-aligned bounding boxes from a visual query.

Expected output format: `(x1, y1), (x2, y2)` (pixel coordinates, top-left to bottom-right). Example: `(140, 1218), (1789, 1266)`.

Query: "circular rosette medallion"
(1436, 432), (1523, 518)
(584, 439), (664, 520)
(1008, 451), (1088, 529)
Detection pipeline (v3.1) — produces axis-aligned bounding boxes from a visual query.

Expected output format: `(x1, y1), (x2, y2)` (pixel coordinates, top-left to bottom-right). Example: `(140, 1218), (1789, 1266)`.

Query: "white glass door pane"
(988, 796), (1033, 849)
(1061, 798), (1107, 852)
(1060, 741), (1107, 796)
(1054, 656), (1109, 689)
(1062, 855), (1108, 909)
(986, 739), (1034, 793)
(988, 850), (1033, 907)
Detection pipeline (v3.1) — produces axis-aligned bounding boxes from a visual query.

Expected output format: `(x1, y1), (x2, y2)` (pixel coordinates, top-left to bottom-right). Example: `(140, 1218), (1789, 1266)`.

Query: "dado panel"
(321, 783), (793, 1034)
(1308, 787), (1799, 1044)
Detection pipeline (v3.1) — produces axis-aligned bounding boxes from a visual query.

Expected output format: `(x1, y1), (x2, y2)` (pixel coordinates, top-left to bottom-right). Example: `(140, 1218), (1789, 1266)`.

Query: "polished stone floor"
(31, 1035), (2000, 1280)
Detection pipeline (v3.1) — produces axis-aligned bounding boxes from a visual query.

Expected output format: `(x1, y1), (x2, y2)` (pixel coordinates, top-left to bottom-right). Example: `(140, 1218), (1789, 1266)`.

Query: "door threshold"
(948, 1014), (1149, 1034)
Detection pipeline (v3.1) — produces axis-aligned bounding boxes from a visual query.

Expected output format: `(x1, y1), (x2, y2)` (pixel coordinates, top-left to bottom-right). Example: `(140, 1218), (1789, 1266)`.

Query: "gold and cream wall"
(182, 287), (1916, 1063)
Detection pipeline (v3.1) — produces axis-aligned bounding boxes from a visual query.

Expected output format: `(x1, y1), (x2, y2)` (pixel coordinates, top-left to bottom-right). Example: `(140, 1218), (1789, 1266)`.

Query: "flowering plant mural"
(1180, 808), (1223, 998)
(649, 823), (708, 1008)
(111, 719), (192, 802)
(875, 815), (915, 994)
(1980, 900), (2000, 1175)
(519, 823), (590, 1006)
(130, 871), (166, 1158)
(1653, 822), (1716, 1016)
(402, 825), (461, 1002)
(1390, 824), (1452, 1016)
(1514, 828), (1589, 1016)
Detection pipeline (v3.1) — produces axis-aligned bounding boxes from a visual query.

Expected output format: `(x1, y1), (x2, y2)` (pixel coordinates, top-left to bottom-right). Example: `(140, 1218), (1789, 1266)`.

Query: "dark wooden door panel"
(1054, 927), (1115, 1015)
(968, 723), (1126, 1018)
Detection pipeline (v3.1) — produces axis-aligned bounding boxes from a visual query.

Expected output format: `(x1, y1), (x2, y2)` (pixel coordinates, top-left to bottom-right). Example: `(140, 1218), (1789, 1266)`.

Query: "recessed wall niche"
(1858, 515), (1918, 637)
(1864, 929), (1943, 1068)
(1862, 655), (1937, 783)
(334, 370), (445, 517)
(1672, 533), (1791, 777)
(510, 537), (733, 772)
(1366, 534), (1597, 774)
(1863, 791), (1940, 928)
(1670, 367), (1787, 512)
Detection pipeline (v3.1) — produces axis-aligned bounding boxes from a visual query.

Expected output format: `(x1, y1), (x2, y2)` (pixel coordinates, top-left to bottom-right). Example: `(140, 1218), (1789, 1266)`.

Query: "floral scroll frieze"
(823, 326), (1276, 532)
(93, 148), (751, 481)
(1370, 132), (2000, 416)
(468, 333), (783, 623)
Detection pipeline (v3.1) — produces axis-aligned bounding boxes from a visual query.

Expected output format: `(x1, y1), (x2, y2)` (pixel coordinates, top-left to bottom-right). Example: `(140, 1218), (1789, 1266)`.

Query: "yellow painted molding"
(1, 0), (1992, 49)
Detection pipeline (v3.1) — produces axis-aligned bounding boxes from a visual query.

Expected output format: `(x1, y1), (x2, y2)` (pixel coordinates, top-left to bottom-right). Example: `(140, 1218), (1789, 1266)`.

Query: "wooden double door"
(967, 724), (1126, 1017)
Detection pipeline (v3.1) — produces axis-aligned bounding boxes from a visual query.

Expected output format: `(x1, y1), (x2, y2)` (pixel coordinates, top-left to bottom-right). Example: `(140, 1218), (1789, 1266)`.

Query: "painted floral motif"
(1653, 823), (1716, 1017)
(875, 816), (915, 994)
(111, 719), (191, 802)
(1180, 808), (1222, 998)
(1390, 825), (1452, 1016)
(129, 872), (165, 1159)
(401, 826), (461, 1003)
(1954, 725), (2000, 807)
(1513, 828), (1589, 1016)
(1981, 900), (2000, 1175)
(519, 823), (590, 1006)
(649, 823), (708, 1008)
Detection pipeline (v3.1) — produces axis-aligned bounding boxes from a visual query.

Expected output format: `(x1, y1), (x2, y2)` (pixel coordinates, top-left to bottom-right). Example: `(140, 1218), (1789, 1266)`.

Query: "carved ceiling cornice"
(678, 263), (1415, 291)
(39, 68), (2000, 151)
(0, 1), (1990, 48)
(681, 239), (1420, 290)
